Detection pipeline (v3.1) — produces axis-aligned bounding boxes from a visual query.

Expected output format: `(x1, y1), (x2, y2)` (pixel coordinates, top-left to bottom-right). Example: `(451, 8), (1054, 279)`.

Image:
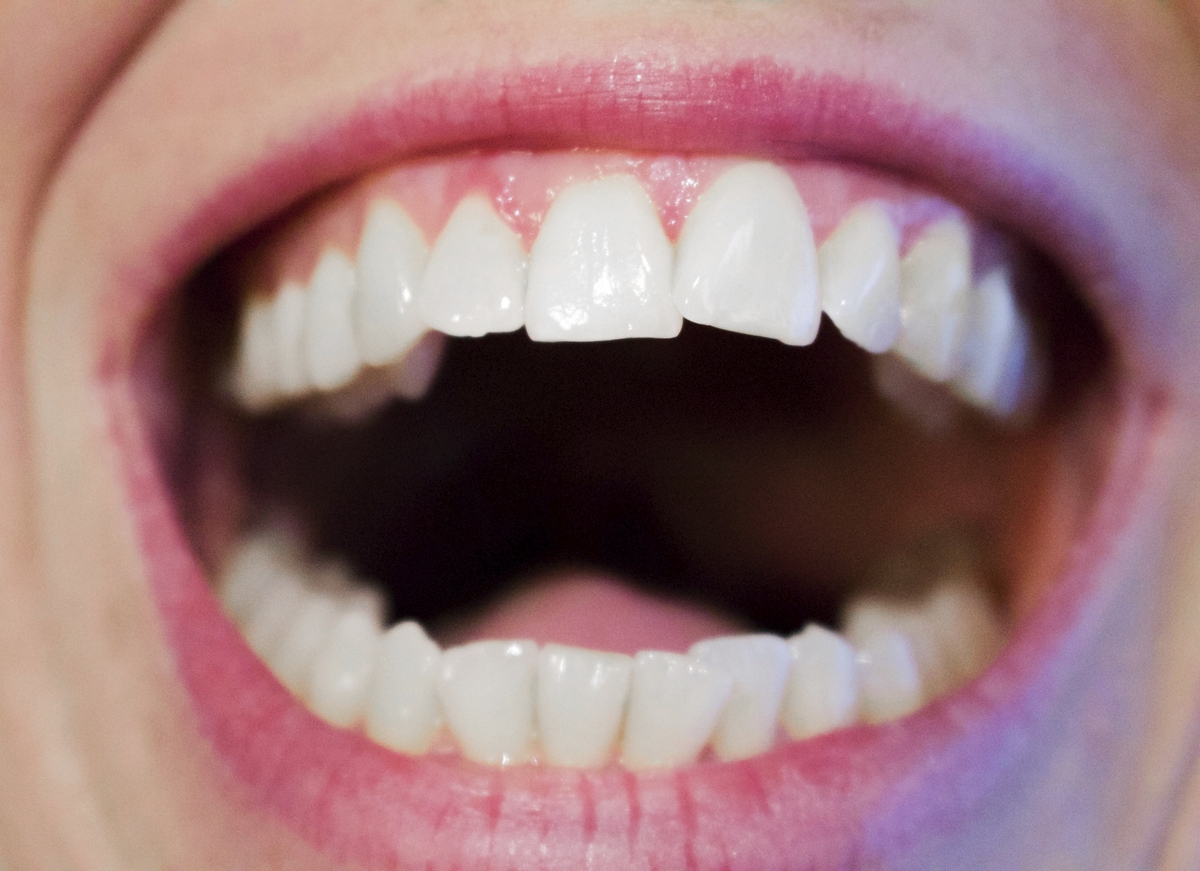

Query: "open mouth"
(99, 57), (1164, 869)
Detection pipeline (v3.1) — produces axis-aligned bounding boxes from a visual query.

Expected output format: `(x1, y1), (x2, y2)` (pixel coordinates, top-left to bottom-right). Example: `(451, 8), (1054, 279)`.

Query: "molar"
(525, 175), (680, 342)
(818, 202), (903, 354)
(438, 639), (539, 766)
(355, 199), (429, 366)
(536, 644), (633, 768)
(952, 268), (1039, 416)
(673, 162), (821, 346)
(418, 195), (527, 337)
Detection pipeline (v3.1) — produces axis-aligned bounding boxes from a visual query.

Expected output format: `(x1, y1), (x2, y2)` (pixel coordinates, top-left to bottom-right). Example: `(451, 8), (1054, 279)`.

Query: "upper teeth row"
(232, 161), (1040, 419)
(220, 530), (1005, 770)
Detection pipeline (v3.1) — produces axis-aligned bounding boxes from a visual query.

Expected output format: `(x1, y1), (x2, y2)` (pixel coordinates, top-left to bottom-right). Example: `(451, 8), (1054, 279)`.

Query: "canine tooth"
(233, 293), (278, 407)
(536, 644), (633, 768)
(621, 651), (733, 770)
(689, 634), (791, 761)
(419, 195), (527, 337)
(366, 621), (444, 755)
(895, 219), (972, 381)
(819, 202), (903, 353)
(307, 607), (383, 728)
(439, 640), (538, 766)
(355, 200), (429, 366)
(781, 625), (860, 740)
(304, 250), (363, 391)
(954, 268), (1035, 415)
(271, 280), (309, 395)
(673, 162), (821, 346)
(848, 623), (924, 724)
(525, 175), (680, 342)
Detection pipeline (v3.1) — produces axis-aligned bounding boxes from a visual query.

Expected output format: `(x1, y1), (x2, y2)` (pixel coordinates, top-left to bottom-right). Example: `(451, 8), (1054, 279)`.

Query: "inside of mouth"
(150, 153), (1116, 770)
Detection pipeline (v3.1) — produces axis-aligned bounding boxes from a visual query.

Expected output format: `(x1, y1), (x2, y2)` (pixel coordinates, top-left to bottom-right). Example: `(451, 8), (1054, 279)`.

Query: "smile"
(85, 52), (1167, 869)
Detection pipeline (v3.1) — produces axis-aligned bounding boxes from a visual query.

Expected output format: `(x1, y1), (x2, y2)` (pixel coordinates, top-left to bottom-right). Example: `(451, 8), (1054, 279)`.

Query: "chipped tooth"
(307, 607), (383, 728)
(525, 175), (680, 342)
(233, 293), (278, 407)
(953, 268), (1037, 416)
(781, 625), (860, 740)
(818, 202), (903, 354)
(438, 640), (538, 766)
(895, 219), (973, 381)
(271, 280), (310, 396)
(304, 249), (363, 391)
(689, 634), (791, 761)
(621, 651), (733, 770)
(536, 644), (633, 768)
(419, 195), (527, 337)
(847, 623), (924, 724)
(674, 162), (821, 346)
(366, 621), (444, 755)
(355, 200), (430, 366)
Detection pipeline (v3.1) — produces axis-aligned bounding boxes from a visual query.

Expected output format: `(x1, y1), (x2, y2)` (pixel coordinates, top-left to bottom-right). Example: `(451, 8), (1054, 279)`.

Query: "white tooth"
(219, 532), (300, 624)
(688, 634), (791, 761)
(953, 268), (1037, 416)
(438, 640), (538, 766)
(673, 162), (821, 346)
(271, 280), (309, 396)
(818, 202), (903, 353)
(242, 565), (308, 660)
(304, 249), (363, 391)
(847, 624), (924, 724)
(268, 589), (342, 693)
(781, 624), (860, 740)
(536, 644), (633, 768)
(844, 597), (953, 701)
(895, 219), (972, 381)
(924, 583), (1005, 686)
(307, 607), (382, 728)
(234, 293), (278, 407)
(419, 196), (527, 337)
(355, 200), (430, 366)
(621, 650), (733, 770)
(366, 621), (444, 755)
(525, 175), (680, 342)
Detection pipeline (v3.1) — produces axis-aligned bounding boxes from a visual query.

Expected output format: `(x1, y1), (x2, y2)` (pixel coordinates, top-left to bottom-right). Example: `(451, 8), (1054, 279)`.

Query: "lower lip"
(105, 336), (1164, 867)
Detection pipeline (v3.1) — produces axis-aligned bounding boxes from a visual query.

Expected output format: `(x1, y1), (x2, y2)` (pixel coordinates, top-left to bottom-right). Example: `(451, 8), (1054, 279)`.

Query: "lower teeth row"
(219, 529), (1006, 770)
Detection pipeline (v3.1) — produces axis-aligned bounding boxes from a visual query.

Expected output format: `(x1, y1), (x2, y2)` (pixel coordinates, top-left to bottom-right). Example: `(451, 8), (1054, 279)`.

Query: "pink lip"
(101, 59), (1165, 868)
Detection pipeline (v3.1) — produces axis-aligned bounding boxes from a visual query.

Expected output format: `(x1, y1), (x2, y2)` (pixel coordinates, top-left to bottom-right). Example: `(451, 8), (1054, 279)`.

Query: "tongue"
(443, 571), (751, 655)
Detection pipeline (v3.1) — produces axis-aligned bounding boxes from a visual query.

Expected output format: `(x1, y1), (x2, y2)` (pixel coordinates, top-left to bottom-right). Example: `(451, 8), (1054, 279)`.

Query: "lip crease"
(99, 58), (1166, 868)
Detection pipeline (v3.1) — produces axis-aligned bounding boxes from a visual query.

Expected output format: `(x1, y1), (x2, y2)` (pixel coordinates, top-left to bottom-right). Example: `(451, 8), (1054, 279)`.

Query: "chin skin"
(2, 0), (1200, 868)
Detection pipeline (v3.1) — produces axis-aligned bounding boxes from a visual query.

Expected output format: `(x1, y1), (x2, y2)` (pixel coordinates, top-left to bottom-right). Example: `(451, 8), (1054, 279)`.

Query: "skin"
(2, 0), (1200, 867)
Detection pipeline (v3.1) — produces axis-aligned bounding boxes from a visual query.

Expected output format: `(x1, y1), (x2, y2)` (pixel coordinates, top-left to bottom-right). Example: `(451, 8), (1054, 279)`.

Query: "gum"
(243, 150), (969, 293)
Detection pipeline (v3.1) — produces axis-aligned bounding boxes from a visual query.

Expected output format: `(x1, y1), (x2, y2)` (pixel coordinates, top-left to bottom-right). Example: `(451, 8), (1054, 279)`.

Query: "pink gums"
(248, 151), (966, 292)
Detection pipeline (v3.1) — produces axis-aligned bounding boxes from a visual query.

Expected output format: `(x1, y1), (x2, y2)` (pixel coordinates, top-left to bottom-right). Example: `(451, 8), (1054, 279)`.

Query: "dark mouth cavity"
(153, 221), (1114, 648)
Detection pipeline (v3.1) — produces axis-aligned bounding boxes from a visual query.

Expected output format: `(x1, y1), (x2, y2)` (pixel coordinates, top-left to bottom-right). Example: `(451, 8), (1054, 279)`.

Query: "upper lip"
(101, 54), (1164, 869)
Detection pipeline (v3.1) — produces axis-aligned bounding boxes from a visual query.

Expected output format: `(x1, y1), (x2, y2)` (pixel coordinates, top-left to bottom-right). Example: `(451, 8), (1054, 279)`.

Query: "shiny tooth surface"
(233, 293), (277, 407)
(525, 175), (680, 342)
(418, 195), (527, 337)
(689, 634), (791, 761)
(847, 623), (924, 724)
(307, 607), (383, 728)
(953, 268), (1035, 415)
(271, 280), (310, 396)
(781, 624), (861, 740)
(366, 621), (444, 755)
(438, 640), (538, 766)
(621, 651), (733, 770)
(536, 644), (633, 768)
(355, 200), (430, 366)
(673, 162), (821, 346)
(844, 597), (954, 700)
(304, 249), (363, 391)
(818, 202), (903, 354)
(895, 219), (972, 381)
